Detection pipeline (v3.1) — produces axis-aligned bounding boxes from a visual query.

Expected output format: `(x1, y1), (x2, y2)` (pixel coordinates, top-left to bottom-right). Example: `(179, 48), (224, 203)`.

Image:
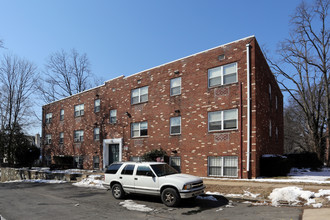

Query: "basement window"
(169, 157), (181, 173)
(208, 156), (238, 177)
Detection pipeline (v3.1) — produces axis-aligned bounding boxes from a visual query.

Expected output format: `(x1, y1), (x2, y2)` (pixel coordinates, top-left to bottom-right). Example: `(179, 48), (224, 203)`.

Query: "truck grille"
(191, 180), (204, 189)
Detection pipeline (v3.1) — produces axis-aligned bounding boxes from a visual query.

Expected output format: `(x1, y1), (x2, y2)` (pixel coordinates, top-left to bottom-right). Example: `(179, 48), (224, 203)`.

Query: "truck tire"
(161, 188), (180, 207)
(112, 183), (125, 199)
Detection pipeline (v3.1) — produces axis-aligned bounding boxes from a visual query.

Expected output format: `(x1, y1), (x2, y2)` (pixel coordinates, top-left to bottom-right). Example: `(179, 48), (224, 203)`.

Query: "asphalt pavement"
(0, 182), (304, 220)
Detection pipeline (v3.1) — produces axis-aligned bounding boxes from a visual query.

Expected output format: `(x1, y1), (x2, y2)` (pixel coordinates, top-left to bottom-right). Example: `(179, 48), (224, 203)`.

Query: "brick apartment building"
(42, 36), (283, 179)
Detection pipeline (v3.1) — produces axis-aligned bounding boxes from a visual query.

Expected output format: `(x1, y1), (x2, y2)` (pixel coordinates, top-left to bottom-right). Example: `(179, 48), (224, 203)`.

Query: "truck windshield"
(150, 164), (178, 177)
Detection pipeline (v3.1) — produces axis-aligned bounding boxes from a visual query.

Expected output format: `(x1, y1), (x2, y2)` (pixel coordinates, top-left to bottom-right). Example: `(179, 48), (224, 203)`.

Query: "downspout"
(246, 44), (251, 173)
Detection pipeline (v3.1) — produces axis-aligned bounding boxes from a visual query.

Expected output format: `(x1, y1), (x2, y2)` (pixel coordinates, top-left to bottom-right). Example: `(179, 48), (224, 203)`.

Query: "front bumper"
(180, 186), (205, 199)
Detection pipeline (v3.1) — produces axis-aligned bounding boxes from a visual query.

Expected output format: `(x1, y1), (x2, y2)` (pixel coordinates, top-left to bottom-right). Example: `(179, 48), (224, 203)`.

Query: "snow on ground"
(2, 179), (66, 184)
(72, 175), (106, 189)
(119, 200), (153, 212)
(204, 167), (330, 184)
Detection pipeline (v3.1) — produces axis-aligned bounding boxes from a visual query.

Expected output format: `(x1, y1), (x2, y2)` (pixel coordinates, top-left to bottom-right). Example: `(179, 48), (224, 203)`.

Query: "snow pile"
(119, 200), (153, 212)
(268, 187), (326, 207)
(72, 175), (106, 189)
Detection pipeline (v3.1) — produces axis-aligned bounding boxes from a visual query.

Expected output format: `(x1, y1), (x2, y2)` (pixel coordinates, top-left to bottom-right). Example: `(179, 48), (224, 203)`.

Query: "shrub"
(260, 155), (292, 177)
(142, 149), (167, 162)
(52, 156), (74, 169)
(285, 152), (323, 170)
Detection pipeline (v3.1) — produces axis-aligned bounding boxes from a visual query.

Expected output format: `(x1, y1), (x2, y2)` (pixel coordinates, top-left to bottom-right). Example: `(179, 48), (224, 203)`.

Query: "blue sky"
(0, 0), (311, 134)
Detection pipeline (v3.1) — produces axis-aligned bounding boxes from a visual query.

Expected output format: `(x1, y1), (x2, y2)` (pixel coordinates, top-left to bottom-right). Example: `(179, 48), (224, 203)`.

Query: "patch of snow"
(119, 200), (153, 212)
(312, 203), (323, 208)
(206, 190), (259, 199)
(205, 191), (221, 196)
(72, 175), (106, 189)
(2, 179), (66, 184)
(315, 189), (330, 197)
(243, 190), (260, 198)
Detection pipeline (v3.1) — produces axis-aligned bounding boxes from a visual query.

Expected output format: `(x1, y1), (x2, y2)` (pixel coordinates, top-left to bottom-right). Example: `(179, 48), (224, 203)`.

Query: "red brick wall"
(42, 36), (283, 178)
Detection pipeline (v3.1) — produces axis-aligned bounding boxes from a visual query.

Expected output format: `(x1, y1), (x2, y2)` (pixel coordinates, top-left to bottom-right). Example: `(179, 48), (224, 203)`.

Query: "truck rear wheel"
(161, 188), (180, 207)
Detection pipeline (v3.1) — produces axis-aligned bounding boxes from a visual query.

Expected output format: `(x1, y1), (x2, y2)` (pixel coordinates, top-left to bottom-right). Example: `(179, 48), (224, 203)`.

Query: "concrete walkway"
(303, 208), (330, 220)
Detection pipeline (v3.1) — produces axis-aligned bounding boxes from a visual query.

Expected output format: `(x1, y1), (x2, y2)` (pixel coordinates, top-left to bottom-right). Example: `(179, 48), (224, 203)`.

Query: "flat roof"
(44, 35), (255, 107)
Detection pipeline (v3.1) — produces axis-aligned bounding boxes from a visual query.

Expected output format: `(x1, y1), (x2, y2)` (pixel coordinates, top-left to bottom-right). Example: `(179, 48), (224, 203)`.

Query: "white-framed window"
(110, 109), (117, 124)
(131, 86), (148, 104)
(131, 121), (148, 137)
(170, 116), (181, 135)
(60, 109), (64, 121)
(74, 104), (84, 117)
(94, 99), (100, 113)
(74, 130), (84, 142)
(208, 62), (237, 87)
(94, 127), (100, 140)
(208, 109), (238, 131)
(170, 77), (181, 96)
(45, 134), (52, 145)
(208, 156), (238, 177)
(170, 156), (181, 173)
(45, 113), (52, 124)
(269, 120), (272, 137)
(59, 132), (64, 144)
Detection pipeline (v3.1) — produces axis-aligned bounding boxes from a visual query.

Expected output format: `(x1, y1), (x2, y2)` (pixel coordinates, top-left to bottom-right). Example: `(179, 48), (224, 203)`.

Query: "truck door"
(119, 164), (135, 193)
(134, 165), (159, 195)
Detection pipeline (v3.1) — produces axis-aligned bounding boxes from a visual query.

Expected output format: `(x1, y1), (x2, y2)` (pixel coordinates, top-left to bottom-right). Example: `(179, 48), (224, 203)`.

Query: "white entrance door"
(103, 138), (122, 168)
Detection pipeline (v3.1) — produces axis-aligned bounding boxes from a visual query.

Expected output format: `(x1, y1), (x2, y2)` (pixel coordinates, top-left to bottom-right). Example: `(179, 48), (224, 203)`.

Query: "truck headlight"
(183, 184), (192, 190)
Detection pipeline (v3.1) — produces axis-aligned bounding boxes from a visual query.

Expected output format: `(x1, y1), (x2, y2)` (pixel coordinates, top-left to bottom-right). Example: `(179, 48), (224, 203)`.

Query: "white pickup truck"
(103, 162), (205, 207)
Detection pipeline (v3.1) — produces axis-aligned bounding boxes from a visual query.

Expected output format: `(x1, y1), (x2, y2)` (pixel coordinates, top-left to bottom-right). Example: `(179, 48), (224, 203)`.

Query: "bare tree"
(268, 0), (329, 163)
(38, 49), (100, 103)
(0, 54), (38, 165)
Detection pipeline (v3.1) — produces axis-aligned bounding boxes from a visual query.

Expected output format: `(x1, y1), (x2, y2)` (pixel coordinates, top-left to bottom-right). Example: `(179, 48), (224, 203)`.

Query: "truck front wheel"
(161, 188), (180, 207)
(112, 183), (125, 199)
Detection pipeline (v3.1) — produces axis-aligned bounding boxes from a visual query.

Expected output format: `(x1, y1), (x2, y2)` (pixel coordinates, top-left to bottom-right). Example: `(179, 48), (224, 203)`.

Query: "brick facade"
(42, 36), (283, 178)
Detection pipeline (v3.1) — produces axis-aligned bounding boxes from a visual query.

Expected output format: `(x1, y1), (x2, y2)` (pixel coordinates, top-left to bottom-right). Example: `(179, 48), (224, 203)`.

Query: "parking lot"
(0, 182), (303, 220)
